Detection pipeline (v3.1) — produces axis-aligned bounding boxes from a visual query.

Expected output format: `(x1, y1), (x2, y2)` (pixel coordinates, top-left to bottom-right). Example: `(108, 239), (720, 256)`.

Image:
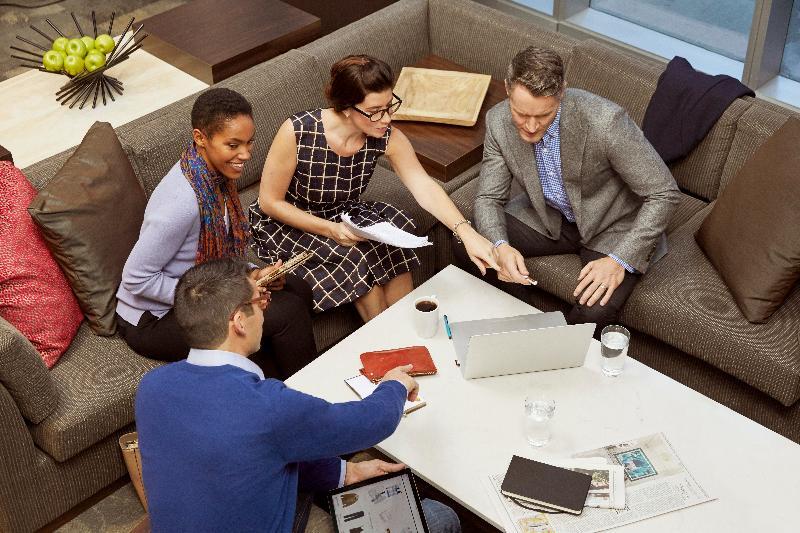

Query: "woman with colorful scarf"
(115, 88), (316, 378)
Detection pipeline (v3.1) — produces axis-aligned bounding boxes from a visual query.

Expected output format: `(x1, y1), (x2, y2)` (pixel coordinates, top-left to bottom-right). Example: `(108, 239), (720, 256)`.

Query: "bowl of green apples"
(11, 11), (147, 109)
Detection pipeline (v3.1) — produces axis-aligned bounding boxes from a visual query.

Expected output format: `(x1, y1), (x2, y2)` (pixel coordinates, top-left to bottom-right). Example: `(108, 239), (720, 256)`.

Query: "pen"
(443, 314), (452, 339)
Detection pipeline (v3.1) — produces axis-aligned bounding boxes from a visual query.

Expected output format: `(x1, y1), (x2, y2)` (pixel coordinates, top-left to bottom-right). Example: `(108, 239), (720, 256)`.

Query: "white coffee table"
(287, 265), (800, 531)
(0, 45), (208, 170)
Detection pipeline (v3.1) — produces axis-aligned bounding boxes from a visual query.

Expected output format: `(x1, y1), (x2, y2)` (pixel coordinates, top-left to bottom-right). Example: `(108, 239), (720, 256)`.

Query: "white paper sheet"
(341, 213), (432, 248)
(344, 374), (426, 415)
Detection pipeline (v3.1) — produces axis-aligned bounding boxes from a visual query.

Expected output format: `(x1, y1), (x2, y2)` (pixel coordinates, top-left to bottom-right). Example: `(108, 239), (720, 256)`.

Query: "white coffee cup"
(412, 296), (439, 338)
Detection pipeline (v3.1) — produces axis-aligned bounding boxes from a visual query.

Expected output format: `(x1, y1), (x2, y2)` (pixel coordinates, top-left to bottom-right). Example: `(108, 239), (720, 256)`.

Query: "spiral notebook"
(345, 374), (426, 415)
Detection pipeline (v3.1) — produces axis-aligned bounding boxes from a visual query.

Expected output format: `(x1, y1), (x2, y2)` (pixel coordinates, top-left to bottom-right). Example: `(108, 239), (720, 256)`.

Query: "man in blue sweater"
(135, 257), (460, 532)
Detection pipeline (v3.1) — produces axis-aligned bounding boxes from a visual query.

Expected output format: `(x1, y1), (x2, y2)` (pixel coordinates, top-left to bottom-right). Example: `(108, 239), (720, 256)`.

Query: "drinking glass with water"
(600, 325), (630, 377)
(524, 395), (556, 447)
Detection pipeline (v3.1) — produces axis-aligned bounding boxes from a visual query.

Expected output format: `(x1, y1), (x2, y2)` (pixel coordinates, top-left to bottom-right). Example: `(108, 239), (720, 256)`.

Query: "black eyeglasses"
(351, 93), (403, 122)
(229, 292), (271, 320)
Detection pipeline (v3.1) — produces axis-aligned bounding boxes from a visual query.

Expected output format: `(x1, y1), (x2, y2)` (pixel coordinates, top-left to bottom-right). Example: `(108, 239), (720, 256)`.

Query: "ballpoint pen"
(443, 314), (452, 339)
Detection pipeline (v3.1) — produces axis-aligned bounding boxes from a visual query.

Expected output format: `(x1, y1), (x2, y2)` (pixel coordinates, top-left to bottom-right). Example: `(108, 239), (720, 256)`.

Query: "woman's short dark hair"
(191, 88), (253, 137)
(174, 257), (253, 349)
(325, 55), (394, 112)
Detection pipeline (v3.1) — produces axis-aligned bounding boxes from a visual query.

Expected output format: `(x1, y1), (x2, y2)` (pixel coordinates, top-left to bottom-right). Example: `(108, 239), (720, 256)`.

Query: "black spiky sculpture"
(10, 11), (148, 109)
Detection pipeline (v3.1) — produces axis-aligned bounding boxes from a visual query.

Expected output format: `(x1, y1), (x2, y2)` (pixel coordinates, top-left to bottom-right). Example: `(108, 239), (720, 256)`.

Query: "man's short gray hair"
(505, 46), (565, 98)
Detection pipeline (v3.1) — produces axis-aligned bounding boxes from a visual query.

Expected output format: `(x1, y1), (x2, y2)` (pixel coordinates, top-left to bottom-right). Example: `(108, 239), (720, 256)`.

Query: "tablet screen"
(328, 469), (428, 533)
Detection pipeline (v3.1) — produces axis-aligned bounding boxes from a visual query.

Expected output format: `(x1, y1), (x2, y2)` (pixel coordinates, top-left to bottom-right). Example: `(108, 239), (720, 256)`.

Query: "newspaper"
(485, 433), (715, 533)
(341, 213), (432, 248)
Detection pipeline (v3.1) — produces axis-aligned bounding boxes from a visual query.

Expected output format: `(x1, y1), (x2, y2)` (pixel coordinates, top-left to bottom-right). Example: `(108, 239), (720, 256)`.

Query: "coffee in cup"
(413, 296), (439, 338)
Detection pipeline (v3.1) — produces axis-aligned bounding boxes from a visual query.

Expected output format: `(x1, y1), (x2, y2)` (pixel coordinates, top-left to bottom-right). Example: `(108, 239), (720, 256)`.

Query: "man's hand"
(345, 459), (406, 485)
(381, 364), (419, 402)
(573, 256), (625, 307)
(494, 244), (535, 285)
(251, 260), (286, 290)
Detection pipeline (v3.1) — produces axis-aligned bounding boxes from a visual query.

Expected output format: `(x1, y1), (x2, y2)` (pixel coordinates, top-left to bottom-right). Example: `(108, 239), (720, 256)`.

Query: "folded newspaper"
(341, 213), (432, 248)
(484, 433), (715, 533)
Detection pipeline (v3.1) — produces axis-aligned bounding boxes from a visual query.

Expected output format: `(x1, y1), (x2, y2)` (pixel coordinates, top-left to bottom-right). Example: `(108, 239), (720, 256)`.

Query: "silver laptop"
(450, 312), (594, 379)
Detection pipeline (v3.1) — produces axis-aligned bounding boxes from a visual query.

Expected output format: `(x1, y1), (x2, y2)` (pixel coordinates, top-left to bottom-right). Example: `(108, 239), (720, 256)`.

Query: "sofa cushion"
(299, 0), (430, 83)
(719, 103), (791, 194)
(695, 117), (800, 323)
(620, 206), (800, 406)
(0, 317), (58, 424)
(665, 98), (749, 202)
(119, 50), (325, 197)
(566, 40), (661, 127)
(0, 163), (83, 367)
(429, 0), (577, 80)
(27, 122), (146, 336)
(30, 324), (161, 462)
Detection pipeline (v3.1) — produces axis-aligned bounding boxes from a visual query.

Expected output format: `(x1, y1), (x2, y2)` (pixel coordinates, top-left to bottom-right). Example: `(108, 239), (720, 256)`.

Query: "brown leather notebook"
(359, 346), (437, 383)
(500, 455), (591, 515)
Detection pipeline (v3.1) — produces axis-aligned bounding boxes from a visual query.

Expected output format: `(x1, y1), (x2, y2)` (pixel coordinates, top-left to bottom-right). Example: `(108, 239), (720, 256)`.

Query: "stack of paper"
(341, 213), (432, 248)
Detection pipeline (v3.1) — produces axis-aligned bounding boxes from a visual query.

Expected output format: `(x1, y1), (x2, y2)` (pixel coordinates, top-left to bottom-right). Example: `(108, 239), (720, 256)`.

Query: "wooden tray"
(392, 67), (492, 127)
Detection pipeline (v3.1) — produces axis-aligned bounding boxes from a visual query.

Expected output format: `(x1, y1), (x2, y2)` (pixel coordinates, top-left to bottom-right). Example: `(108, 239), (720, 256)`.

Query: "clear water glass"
(524, 396), (556, 447)
(600, 325), (630, 377)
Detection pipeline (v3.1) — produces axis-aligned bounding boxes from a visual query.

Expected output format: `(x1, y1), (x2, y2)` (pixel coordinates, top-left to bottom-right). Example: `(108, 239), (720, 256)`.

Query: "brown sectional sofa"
(1, 0), (798, 530)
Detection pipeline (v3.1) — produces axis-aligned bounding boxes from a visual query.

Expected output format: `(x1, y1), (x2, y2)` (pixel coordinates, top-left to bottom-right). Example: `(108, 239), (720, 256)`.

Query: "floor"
(51, 483), (146, 533)
(0, 0), (189, 82)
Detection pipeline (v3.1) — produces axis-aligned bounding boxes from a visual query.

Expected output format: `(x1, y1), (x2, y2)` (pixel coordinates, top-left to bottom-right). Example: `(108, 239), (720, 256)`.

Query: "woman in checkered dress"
(250, 55), (498, 321)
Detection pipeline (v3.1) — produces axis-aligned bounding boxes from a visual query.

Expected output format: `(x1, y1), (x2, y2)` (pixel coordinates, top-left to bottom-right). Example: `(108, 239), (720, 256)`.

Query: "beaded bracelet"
(452, 219), (472, 243)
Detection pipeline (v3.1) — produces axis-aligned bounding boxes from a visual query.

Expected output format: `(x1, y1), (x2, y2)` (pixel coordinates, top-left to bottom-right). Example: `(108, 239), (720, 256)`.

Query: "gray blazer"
(474, 88), (680, 273)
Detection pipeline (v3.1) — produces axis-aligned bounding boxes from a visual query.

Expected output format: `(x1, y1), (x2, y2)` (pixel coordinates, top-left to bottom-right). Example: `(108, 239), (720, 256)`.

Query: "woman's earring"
(344, 111), (350, 118)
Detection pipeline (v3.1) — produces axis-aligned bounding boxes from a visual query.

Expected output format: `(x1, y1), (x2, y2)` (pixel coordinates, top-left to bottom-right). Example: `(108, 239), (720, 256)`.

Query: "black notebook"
(500, 455), (592, 515)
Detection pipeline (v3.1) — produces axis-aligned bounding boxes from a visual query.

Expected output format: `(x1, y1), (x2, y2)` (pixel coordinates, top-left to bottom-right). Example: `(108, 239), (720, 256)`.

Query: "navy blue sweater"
(135, 362), (406, 532)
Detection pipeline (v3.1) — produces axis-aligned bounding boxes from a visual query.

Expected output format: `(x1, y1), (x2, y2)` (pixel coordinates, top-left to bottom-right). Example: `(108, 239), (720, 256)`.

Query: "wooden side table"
(0, 144), (11, 164)
(393, 55), (506, 182)
(141, 0), (321, 84)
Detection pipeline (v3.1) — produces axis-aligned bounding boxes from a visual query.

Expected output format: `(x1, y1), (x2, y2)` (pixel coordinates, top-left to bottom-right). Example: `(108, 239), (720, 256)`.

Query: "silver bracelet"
(452, 220), (472, 243)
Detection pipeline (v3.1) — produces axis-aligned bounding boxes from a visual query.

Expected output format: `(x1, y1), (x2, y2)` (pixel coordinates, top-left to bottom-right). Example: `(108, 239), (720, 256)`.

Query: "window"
(780, 2), (800, 82)
(590, 0), (756, 61)
(512, 0), (555, 16)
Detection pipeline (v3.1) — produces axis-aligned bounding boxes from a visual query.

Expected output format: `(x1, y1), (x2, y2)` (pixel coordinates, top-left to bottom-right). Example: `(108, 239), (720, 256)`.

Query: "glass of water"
(600, 325), (630, 377)
(524, 395), (556, 447)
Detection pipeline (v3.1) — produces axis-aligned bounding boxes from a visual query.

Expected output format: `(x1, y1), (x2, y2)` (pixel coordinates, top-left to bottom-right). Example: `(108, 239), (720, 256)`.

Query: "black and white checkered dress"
(249, 109), (420, 312)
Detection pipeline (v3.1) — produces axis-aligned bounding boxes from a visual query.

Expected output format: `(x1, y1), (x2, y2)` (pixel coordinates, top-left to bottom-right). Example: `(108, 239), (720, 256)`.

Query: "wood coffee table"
(392, 55), (506, 182)
(288, 265), (800, 531)
(141, 0), (320, 84)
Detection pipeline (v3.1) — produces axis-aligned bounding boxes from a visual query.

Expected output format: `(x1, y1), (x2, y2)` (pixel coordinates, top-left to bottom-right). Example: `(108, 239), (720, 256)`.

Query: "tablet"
(327, 468), (429, 533)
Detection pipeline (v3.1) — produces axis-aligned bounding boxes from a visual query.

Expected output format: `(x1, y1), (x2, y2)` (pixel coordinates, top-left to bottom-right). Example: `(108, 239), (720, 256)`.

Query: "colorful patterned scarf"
(180, 142), (250, 263)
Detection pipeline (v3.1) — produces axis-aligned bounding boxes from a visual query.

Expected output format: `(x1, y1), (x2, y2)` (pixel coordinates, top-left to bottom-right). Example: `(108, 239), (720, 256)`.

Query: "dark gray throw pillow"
(28, 121), (146, 335)
(695, 117), (800, 323)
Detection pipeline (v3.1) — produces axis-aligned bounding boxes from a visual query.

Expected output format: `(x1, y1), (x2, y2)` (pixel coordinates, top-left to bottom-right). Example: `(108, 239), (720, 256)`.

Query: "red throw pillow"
(0, 162), (83, 367)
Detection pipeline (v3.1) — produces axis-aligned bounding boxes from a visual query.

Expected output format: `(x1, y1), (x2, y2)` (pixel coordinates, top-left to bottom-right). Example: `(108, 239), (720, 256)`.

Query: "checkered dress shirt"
(534, 106), (635, 273)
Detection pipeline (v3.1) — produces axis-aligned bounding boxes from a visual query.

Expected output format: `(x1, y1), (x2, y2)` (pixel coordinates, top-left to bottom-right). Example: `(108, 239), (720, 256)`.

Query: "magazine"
(485, 433), (715, 533)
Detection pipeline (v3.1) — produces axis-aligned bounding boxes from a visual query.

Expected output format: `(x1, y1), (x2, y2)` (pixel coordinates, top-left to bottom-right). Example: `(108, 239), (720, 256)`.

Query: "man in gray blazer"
(455, 46), (679, 330)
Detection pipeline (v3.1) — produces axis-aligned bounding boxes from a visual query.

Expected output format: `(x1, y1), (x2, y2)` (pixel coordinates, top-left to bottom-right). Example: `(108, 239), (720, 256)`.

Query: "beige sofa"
(1, 0), (798, 530)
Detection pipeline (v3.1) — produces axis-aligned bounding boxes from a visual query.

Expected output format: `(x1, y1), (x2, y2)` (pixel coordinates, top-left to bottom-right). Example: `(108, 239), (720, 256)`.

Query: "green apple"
(52, 36), (69, 53)
(42, 50), (64, 72)
(65, 38), (87, 58)
(94, 34), (115, 54)
(84, 50), (106, 72)
(63, 54), (85, 76)
(80, 36), (96, 52)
